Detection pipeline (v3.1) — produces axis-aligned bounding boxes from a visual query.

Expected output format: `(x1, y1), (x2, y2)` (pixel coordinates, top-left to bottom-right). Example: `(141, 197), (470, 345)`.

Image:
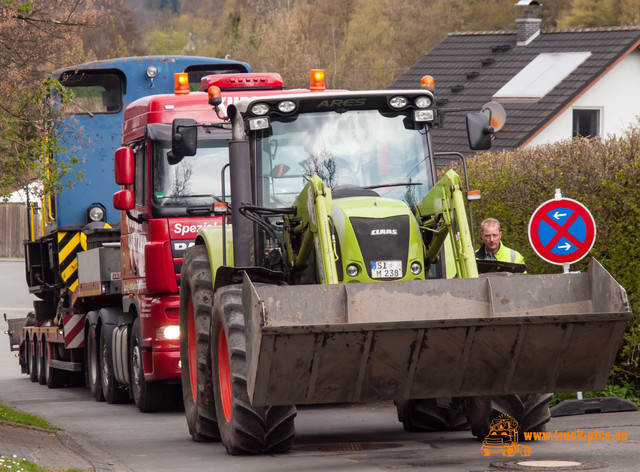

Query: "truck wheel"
(29, 336), (38, 382)
(395, 398), (468, 432)
(87, 327), (104, 401)
(130, 317), (173, 412)
(100, 329), (128, 404)
(211, 284), (296, 455)
(465, 394), (552, 440)
(179, 245), (219, 441)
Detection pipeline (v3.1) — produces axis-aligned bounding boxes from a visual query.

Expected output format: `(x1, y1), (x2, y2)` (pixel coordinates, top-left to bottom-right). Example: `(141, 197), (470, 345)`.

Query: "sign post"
(528, 189), (596, 273)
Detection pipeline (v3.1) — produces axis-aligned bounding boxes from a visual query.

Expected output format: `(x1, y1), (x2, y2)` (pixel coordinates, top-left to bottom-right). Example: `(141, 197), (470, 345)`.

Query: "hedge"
(466, 123), (640, 391)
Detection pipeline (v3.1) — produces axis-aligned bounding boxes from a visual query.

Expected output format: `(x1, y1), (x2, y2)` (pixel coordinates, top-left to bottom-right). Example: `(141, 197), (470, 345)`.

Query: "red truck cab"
(111, 73), (289, 411)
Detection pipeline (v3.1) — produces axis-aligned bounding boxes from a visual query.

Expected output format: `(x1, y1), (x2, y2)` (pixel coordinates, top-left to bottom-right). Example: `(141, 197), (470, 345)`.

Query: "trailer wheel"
(25, 336), (32, 376)
(87, 327), (104, 401)
(100, 329), (128, 404)
(395, 398), (469, 432)
(37, 336), (48, 385)
(465, 394), (552, 440)
(179, 245), (220, 442)
(211, 284), (296, 455)
(130, 317), (175, 412)
(43, 340), (66, 389)
(29, 337), (40, 382)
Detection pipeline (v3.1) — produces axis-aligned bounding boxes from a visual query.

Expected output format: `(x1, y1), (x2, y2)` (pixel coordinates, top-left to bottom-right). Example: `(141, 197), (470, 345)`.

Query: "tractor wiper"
(364, 182), (422, 190)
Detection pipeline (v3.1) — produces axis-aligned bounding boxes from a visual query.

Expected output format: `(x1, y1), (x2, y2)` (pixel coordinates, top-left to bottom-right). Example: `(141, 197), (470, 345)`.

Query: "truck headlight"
(157, 325), (180, 340)
(87, 203), (106, 222)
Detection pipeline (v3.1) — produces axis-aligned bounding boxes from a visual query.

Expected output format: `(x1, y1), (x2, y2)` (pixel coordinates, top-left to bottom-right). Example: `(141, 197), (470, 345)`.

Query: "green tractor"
(171, 84), (630, 454)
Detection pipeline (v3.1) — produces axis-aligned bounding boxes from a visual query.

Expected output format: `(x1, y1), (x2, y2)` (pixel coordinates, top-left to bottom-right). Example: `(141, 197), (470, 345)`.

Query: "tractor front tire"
(179, 245), (220, 442)
(465, 394), (552, 440)
(211, 284), (296, 455)
(396, 398), (468, 432)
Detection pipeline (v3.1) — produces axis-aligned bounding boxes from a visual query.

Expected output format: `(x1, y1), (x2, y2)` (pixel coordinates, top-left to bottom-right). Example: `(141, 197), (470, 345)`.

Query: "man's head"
(481, 218), (502, 255)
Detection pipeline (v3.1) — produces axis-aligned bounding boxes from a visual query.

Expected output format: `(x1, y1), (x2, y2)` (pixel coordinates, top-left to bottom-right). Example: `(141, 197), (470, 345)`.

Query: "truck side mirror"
(113, 189), (134, 211)
(168, 118), (198, 165)
(114, 146), (134, 185)
(466, 112), (493, 150)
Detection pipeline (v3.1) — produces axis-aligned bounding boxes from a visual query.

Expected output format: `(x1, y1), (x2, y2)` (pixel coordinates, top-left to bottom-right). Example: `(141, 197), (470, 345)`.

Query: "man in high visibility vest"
(475, 217), (525, 265)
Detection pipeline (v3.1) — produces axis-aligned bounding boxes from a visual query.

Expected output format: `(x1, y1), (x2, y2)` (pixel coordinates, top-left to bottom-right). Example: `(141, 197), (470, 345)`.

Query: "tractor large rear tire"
(179, 245), (220, 442)
(211, 284), (296, 455)
(465, 394), (552, 440)
(396, 398), (468, 432)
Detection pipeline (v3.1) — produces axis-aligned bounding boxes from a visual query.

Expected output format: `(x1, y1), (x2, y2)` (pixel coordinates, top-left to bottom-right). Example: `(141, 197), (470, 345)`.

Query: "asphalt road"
(1, 258), (639, 471)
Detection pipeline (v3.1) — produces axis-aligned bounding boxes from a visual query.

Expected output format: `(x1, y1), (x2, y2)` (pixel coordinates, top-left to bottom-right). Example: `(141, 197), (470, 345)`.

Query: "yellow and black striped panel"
(58, 231), (87, 292)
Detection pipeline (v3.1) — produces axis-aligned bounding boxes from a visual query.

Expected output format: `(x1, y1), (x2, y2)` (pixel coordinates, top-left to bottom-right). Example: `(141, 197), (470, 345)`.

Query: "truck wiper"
(364, 182), (422, 190)
(160, 194), (224, 203)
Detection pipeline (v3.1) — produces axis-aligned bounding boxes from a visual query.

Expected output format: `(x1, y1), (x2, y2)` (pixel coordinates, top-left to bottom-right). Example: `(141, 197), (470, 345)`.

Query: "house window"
(573, 109), (600, 138)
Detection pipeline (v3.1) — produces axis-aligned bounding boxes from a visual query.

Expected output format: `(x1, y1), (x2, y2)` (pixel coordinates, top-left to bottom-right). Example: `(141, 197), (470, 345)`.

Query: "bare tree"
(0, 0), (107, 198)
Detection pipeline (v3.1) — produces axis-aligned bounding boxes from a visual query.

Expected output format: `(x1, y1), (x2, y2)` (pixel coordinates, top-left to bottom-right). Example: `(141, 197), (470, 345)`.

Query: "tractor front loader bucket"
(242, 259), (631, 407)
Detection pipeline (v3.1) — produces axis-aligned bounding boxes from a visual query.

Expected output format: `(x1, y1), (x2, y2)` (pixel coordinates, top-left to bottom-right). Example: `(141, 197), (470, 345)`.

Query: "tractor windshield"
(256, 109), (434, 208)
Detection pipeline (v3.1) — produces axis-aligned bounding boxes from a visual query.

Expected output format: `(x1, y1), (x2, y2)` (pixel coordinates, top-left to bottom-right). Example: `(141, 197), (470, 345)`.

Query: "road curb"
(0, 420), (131, 471)
(56, 429), (132, 472)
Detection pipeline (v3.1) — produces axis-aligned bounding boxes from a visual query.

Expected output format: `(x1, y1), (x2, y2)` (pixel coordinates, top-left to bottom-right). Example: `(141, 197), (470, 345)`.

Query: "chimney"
(515, 0), (541, 46)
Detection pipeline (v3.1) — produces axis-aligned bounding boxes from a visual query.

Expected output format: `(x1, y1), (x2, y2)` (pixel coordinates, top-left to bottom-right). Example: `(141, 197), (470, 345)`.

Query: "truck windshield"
(152, 137), (230, 207)
(257, 109), (434, 208)
(59, 71), (123, 115)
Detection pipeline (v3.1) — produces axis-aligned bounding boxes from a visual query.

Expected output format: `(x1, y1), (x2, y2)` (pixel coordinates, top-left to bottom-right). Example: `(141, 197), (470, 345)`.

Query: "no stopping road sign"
(528, 197), (596, 265)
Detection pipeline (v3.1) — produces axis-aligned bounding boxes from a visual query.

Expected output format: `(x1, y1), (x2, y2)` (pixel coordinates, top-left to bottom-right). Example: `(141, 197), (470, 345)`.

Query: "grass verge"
(0, 403), (56, 430)
(0, 455), (87, 471)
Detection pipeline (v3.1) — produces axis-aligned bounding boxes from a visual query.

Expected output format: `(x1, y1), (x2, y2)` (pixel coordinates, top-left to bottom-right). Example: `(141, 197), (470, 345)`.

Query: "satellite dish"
(482, 102), (506, 132)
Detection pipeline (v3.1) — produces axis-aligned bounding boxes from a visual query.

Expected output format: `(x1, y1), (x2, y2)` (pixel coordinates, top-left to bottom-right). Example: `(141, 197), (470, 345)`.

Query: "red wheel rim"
(187, 297), (197, 401)
(218, 325), (231, 422)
